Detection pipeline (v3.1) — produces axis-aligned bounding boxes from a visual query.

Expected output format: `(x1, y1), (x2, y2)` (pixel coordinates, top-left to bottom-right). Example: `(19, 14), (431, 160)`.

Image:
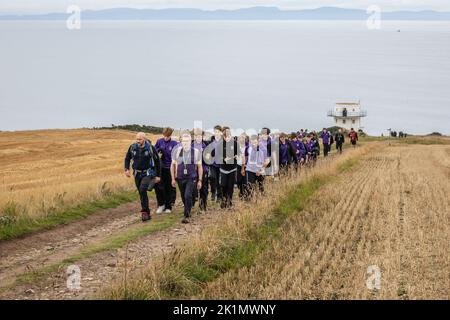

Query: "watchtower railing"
(327, 110), (367, 117)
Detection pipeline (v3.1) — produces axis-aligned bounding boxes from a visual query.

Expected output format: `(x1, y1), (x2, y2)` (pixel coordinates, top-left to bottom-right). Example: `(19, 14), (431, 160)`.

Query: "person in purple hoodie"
(154, 127), (178, 214)
(320, 128), (331, 157)
(306, 134), (320, 165)
(289, 133), (302, 171)
(278, 133), (293, 174)
(192, 128), (209, 213)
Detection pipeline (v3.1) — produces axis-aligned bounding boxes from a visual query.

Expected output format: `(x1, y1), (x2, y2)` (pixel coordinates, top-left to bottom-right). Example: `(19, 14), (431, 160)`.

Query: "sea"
(0, 20), (449, 135)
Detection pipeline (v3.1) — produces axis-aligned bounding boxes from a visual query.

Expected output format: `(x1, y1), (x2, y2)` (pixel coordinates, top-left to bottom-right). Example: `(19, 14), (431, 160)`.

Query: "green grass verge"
(14, 211), (182, 286)
(115, 157), (360, 300)
(0, 191), (139, 241)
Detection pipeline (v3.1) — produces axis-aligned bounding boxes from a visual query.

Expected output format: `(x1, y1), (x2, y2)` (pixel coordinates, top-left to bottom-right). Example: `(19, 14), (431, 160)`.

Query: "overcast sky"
(2, 0), (450, 14)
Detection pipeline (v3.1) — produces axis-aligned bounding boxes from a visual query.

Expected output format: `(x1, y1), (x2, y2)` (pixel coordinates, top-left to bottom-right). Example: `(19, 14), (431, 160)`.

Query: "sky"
(2, 0), (450, 15)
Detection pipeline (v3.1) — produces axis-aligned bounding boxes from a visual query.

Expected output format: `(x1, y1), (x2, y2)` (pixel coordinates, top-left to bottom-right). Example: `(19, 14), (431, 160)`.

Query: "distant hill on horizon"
(2, 6), (450, 21)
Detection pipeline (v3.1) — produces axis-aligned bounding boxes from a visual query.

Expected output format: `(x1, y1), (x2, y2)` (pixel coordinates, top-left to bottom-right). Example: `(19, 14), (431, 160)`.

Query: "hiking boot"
(156, 205), (165, 214)
(181, 216), (190, 224)
(141, 211), (151, 222)
(164, 209), (172, 214)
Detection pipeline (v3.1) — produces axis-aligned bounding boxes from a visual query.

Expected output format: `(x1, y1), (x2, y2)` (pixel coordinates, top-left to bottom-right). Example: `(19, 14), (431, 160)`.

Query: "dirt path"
(0, 197), (222, 299)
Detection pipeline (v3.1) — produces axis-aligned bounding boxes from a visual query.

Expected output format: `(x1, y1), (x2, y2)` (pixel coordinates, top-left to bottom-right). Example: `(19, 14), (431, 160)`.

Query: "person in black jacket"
(279, 133), (294, 174)
(219, 127), (238, 209)
(124, 132), (161, 221)
(335, 128), (345, 154)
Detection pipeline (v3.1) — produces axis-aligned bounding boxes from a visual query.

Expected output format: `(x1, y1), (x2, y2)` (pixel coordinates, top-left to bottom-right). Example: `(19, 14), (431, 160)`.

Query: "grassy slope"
(0, 191), (139, 241)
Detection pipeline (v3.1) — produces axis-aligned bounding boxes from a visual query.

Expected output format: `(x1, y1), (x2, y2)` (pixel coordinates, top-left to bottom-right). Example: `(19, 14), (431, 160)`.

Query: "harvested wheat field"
(0, 129), (159, 232)
(0, 129), (159, 214)
(197, 143), (450, 300)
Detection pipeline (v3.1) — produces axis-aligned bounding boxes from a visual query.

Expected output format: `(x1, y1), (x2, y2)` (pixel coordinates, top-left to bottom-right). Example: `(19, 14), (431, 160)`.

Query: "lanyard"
(182, 148), (190, 174)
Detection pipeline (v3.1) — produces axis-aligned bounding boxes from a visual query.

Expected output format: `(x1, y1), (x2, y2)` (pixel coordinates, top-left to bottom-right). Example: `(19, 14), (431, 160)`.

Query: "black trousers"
(177, 178), (195, 217)
(244, 171), (265, 199)
(155, 167), (176, 210)
(323, 143), (331, 157)
(336, 142), (343, 154)
(209, 166), (222, 201)
(134, 172), (153, 213)
(193, 171), (209, 211)
(220, 171), (236, 208)
(292, 159), (299, 172)
(236, 165), (245, 199)
(279, 163), (289, 176)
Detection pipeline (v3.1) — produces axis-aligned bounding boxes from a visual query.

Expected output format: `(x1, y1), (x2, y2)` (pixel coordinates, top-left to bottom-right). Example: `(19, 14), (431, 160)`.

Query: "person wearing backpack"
(124, 132), (161, 222)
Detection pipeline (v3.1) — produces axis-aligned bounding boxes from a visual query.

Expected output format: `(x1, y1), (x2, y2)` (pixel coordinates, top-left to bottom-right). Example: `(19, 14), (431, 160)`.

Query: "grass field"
(0, 129), (159, 238)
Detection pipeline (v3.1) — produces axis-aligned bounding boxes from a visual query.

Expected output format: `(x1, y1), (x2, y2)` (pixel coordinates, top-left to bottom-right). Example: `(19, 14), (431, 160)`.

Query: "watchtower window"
(352, 120), (355, 124)
(343, 119), (346, 124)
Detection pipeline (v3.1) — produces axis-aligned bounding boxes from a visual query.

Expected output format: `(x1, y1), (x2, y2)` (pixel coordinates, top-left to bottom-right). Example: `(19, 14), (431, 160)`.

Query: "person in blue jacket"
(124, 132), (161, 222)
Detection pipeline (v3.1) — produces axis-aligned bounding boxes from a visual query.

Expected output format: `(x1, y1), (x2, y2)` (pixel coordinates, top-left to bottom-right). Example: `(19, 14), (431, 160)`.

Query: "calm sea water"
(0, 20), (449, 135)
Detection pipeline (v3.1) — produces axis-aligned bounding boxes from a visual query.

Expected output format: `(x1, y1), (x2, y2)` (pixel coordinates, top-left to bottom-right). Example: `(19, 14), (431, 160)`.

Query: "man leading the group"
(124, 132), (161, 222)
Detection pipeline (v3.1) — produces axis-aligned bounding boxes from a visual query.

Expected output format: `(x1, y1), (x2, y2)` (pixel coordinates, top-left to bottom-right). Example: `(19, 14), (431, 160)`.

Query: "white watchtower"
(327, 101), (367, 131)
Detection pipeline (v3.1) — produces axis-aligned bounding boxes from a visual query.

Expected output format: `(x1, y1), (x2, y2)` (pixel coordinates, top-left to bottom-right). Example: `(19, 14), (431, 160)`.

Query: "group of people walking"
(124, 126), (359, 223)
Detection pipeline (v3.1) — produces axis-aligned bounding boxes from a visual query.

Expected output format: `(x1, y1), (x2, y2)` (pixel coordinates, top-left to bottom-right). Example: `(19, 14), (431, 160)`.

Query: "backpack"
(132, 141), (156, 175)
